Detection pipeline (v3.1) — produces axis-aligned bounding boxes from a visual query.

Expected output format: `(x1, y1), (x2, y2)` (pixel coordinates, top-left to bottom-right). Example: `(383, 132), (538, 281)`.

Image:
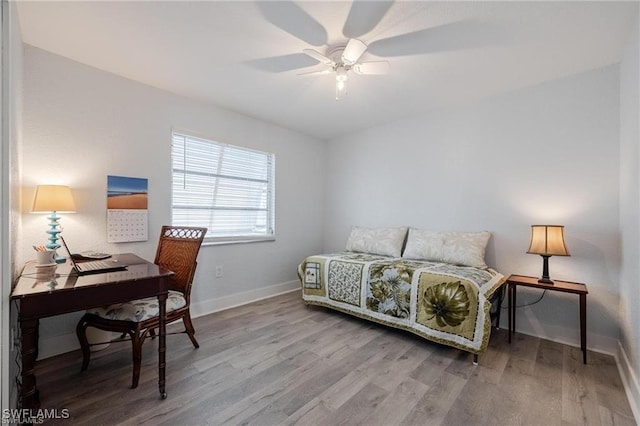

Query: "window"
(171, 132), (275, 244)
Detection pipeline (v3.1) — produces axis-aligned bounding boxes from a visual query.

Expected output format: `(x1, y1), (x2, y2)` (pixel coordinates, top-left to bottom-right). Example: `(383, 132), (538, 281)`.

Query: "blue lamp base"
(45, 211), (66, 264)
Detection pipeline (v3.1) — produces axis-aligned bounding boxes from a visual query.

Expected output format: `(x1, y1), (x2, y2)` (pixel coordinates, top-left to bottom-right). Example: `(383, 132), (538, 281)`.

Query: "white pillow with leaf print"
(402, 229), (490, 268)
(346, 226), (408, 258)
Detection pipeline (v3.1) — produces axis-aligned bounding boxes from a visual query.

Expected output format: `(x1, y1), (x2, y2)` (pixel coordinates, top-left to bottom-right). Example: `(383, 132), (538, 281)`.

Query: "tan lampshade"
(527, 225), (569, 256)
(31, 185), (76, 213)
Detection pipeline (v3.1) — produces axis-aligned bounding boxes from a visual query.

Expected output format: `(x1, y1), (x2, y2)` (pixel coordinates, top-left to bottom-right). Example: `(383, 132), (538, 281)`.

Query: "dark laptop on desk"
(59, 236), (127, 275)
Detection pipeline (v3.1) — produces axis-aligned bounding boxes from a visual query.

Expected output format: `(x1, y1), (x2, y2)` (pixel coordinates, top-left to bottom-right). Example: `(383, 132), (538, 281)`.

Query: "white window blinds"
(171, 132), (275, 243)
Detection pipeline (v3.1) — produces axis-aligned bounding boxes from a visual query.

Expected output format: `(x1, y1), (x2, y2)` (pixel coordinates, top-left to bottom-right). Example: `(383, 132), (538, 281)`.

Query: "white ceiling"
(16, 1), (638, 140)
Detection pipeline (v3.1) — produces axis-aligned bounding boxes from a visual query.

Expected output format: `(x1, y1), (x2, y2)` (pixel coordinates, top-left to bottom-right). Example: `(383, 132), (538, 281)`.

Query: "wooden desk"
(507, 274), (588, 364)
(11, 253), (174, 409)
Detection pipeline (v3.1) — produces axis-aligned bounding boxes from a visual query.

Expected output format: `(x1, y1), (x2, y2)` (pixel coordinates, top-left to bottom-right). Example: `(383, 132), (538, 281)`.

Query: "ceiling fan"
(300, 38), (390, 100)
(254, 1), (499, 101)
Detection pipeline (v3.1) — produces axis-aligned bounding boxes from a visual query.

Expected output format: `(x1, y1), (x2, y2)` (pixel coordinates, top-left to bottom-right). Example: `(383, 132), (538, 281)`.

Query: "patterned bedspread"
(298, 253), (505, 355)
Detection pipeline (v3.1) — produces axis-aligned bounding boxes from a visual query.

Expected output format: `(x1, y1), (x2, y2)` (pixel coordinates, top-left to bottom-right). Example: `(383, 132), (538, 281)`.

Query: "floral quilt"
(298, 252), (505, 355)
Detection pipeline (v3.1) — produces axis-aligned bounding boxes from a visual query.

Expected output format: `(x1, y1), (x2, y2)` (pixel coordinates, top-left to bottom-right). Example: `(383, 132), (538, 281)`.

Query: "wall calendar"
(106, 175), (149, 243)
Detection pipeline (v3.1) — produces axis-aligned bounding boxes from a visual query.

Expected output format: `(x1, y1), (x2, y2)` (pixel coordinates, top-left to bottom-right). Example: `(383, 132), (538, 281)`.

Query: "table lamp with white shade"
(526, 224), (570, 284)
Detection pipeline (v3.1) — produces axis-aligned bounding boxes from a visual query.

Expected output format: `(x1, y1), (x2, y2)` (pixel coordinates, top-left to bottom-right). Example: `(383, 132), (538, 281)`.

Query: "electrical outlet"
(215, 265), (223, 278)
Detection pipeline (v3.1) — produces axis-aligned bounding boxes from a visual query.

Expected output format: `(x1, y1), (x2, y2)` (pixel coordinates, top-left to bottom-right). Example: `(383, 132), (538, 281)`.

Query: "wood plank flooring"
(33, 291), (635, 425)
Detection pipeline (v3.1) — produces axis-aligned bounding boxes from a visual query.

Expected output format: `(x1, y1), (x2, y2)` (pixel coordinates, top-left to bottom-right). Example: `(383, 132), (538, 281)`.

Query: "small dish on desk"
(35, 263), (56, 268)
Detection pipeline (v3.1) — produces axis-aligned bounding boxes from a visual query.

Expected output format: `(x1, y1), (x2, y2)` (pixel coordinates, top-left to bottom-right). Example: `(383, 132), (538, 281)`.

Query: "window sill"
(203, 237), (276, 247)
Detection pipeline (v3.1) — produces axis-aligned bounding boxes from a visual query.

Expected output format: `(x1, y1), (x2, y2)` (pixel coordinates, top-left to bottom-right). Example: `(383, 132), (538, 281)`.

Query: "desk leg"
(19, 318), (40, 409)
(35, 318), (39, 360)
(507, 283), (511, 343)
(158, 291), (168, 399)
(508, 283), (518, 343)
(512, 284), (517, 341)
(580, 293), (587, 364)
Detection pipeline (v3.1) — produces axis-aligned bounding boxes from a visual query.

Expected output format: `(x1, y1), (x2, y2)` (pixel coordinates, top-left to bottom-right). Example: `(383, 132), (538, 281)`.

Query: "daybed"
(298, 227), (505, 362)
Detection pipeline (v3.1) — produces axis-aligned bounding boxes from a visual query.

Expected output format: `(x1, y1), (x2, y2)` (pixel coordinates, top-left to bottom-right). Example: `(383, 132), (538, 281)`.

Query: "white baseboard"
(495, 325), (618, 358)
(36, 280), (301, 360)
(616, 340), (640, 423)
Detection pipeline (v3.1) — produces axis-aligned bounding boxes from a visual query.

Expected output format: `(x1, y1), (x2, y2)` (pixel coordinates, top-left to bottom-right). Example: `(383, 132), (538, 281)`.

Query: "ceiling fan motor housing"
(327, 45), (349, 69)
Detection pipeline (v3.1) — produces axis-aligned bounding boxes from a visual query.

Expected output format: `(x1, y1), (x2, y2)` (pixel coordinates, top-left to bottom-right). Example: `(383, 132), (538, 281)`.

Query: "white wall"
(20, 45), (326, 358)
(325, 65), (621, 354)
(618, 13), (640, 419)
(1, 0), (23, 411)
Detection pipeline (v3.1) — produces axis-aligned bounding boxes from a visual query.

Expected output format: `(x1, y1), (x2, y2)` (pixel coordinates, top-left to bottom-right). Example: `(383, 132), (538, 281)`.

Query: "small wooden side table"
(507, 274), (588, 364)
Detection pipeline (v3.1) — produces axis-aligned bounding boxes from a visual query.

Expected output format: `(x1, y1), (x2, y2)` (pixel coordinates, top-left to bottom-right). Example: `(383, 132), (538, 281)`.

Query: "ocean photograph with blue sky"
(107, 175), (148, 210)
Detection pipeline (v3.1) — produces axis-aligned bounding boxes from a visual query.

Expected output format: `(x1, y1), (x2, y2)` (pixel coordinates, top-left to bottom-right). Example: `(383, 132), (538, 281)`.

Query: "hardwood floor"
(34, 291), (635, 425)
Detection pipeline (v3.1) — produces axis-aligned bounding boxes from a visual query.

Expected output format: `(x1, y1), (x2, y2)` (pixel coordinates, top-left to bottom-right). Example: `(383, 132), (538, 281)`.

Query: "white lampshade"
(31, 185), (76, 213)
(527, 225), (569, 256)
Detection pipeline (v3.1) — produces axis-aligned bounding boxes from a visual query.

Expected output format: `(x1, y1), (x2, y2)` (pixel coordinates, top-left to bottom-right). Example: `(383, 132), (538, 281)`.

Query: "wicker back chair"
(76, 226), (207, 388)
(155, 226), (205, 306)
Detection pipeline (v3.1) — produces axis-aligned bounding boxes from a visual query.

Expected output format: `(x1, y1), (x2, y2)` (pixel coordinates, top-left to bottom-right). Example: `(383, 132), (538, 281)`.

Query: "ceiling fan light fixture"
(299, 40), (387, 100)
(335, 67), (347, 100)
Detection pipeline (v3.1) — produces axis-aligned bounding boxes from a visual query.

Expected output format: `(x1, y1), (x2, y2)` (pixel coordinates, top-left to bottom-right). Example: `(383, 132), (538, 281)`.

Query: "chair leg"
(149, 328), (156, 339)
(76, 317), (91, 372)
(130, 329), (144, 389)
(182, 312), (199, 349)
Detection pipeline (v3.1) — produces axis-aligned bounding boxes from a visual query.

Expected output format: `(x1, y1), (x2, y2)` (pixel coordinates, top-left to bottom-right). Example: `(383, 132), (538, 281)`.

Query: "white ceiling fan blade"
(368, 22), (502, 57)
(343, 1), (394, 39)
(247, 53), (322, 73)
(342, 39), (367, 65)
(297, 69), (334, 77)
(352, 61), (389, 75)
(256, 1), (327, 47)
(303, 49), (335, 67)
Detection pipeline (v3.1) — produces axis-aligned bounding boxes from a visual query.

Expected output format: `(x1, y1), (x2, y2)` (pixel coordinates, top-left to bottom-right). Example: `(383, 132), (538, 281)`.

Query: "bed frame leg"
(473, 354), (478, 365)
